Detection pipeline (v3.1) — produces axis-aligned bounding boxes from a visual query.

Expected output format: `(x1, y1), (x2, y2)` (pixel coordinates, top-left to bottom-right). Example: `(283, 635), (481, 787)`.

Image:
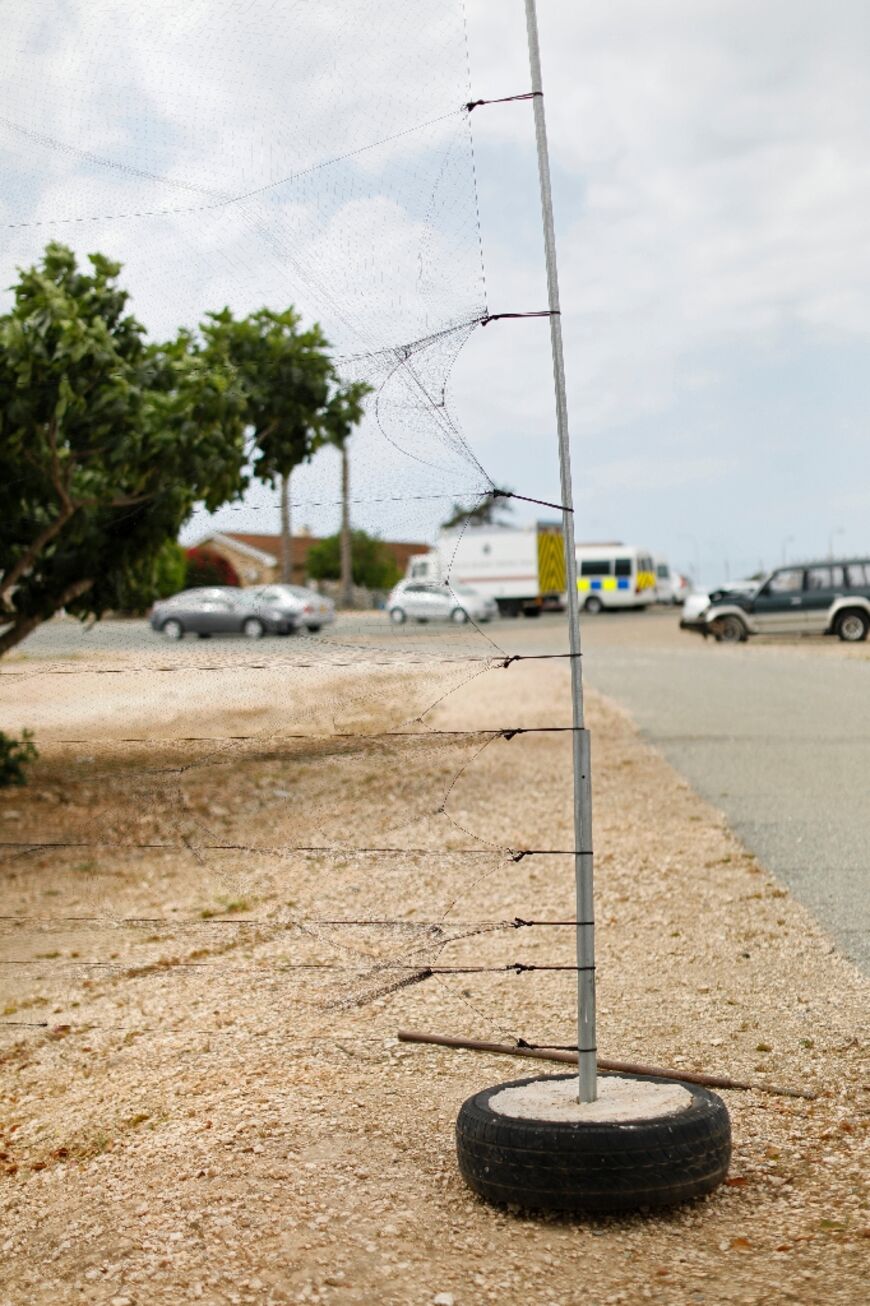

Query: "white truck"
(405, 524), (566, 617)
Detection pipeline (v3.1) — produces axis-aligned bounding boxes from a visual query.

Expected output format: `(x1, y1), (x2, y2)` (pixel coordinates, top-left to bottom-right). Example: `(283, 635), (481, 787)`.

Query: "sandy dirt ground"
(0, 642), (867, 1306)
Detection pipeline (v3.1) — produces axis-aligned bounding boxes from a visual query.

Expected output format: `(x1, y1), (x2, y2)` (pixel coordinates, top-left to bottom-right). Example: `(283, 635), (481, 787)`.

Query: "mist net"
(0, 1), (579, 1069)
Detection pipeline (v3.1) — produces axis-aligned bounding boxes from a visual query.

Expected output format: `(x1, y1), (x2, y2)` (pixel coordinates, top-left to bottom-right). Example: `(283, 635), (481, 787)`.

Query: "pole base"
(455, 1071), (731, 1215)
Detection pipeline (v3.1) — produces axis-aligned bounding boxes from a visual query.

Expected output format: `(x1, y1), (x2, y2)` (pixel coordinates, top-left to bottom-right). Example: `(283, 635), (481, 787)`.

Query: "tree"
(441, 492), (514, 531)
(153, 540), (189, 599)
(199, 310), (369, 591)
(321, 382), (371, 607)
(306, 530), (401, 591)
(0, 244), (248, 656)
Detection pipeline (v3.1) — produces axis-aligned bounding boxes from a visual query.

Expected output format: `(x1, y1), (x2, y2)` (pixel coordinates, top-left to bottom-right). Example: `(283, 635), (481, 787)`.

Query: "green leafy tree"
(0, 244), (247, 655)
(200, 309), (370, 587)
(152, 540), (189, 600)
(306, 530), (401, 591)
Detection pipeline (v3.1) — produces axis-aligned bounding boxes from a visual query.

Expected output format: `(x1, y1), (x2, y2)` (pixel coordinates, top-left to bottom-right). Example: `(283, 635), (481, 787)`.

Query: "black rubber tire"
(456, 1072), (731, 1215)
(584, 596), (604, 615)
(713, 614), (747, 644)
(835, 609), (869, 643)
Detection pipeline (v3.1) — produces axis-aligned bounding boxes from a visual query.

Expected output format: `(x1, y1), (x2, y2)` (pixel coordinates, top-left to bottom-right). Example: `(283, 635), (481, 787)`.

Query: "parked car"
(247, 585), (335, 633)
(150, 587), (300, 639)
(681, 560), (870, 642)
(386, 580), (498, 624)
(680, 580), (761, 637)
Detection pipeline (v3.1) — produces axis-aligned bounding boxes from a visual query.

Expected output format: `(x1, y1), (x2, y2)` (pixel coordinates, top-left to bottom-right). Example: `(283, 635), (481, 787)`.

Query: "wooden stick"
(397, 1028), (817, 1100)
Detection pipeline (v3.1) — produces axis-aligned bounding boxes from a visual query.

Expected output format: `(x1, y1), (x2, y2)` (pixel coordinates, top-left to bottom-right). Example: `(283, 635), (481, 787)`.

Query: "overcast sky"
(3, 0), (869, 585)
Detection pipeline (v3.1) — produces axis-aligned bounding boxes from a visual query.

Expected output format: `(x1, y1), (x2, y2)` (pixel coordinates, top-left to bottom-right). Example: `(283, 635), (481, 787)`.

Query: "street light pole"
(524, 0), (596, 1103)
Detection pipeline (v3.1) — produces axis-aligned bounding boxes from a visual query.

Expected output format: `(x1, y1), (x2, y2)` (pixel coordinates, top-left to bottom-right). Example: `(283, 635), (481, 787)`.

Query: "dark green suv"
(693, 561), (870, 643)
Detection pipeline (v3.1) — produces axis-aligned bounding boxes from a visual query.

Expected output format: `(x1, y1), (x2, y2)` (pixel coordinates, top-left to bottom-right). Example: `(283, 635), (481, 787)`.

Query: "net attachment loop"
(464, 91), (543, 112)
(479, 310), (559, 326)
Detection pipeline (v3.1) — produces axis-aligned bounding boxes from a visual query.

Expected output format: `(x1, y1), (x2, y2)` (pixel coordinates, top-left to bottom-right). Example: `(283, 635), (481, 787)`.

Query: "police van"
(575, 544), (657, 613)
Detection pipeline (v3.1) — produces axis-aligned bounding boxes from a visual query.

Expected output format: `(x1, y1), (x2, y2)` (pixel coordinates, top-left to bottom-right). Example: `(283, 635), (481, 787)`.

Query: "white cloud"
(3, 0), (870, 559)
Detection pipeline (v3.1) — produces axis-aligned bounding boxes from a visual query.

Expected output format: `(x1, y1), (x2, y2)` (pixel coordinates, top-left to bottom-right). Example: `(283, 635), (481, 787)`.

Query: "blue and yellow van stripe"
(577, 571), (657, 593)
(578, 577), (629, 592)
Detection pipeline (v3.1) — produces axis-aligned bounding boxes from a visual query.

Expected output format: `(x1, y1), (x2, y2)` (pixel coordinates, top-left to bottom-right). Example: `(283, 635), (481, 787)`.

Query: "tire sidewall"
(837, 611), (868, 642)
(456, 1071), (731, 1214)
(718, 616), (745, 643)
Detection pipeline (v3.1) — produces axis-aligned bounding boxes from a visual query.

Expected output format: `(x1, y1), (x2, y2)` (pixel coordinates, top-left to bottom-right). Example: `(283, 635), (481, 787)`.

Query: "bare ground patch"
(0, 654), (867, 1305)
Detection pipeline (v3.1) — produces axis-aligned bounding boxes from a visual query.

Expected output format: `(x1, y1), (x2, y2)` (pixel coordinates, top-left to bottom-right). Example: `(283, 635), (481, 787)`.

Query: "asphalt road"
(7, 608), (868, 971)
(578, 615), (870, 974)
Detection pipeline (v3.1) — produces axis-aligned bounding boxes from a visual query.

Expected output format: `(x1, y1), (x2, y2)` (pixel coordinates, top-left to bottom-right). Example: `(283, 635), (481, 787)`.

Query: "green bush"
(306, 530), (400, 590)
(0, 730), (38, 787)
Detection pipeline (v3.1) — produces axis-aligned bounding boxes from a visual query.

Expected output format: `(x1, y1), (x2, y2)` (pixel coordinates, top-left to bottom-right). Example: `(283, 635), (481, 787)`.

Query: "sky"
(3, 0), (870, 587)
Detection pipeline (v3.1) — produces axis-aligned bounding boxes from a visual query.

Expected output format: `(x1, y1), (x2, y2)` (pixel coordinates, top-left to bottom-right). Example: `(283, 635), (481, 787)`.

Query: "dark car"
(149, 587), (299, 640)
(683, 560), (870, 643)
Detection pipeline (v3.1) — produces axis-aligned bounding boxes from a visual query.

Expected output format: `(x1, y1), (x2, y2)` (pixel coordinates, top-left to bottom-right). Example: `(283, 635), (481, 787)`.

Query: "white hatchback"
(386, 581), (498, 625)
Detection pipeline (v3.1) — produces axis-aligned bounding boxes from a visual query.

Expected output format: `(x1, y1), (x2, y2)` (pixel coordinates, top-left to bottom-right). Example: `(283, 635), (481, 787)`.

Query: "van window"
(581, 559), (611, 576)
(655, 563), (669, 579)
(614, 558), (632, 577)
(846, 563), (870, 588)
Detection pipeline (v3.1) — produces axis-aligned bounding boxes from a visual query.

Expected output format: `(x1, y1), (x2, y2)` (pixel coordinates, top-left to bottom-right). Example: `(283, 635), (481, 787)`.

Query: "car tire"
(713, 615), (748, 644)
(451, 607), (469, 624)
(835, 609), (869, 642)
(306, 624), (322, 634)
(242, 618), (265, 639)
(584, 596), (604, 614)
(389, 608), (406, 624)
(456, 1072), (731, 1215)
(160, 618), (184, 641)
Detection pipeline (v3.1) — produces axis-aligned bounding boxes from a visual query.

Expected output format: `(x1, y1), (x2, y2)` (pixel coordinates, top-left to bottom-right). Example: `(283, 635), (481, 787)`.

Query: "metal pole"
(524, 0), (596, 1102)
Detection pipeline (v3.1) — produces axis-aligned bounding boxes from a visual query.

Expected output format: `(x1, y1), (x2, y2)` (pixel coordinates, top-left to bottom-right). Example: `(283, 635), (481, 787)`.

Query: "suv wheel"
(713, 615), (748, 643)
(835, 609), (869, 643)
(584, 595), (604, 615)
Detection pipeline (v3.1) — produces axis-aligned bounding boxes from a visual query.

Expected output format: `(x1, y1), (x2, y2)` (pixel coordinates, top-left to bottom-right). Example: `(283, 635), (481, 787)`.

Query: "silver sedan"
(386, 581), (498, 625)
(150, 587), (299, 640)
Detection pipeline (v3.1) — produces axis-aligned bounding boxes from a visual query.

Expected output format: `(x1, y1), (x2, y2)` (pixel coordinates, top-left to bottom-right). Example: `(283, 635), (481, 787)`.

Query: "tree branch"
(0, 506), (76, 601)
(0, 578), (94, 658)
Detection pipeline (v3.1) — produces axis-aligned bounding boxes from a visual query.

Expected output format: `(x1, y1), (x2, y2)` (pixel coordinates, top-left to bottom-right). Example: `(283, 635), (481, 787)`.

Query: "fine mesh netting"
(0, 0), (580, 1051)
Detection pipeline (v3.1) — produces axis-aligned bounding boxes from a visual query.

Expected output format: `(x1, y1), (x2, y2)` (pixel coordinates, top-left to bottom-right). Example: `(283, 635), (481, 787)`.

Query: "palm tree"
(324, 382), (371, 608)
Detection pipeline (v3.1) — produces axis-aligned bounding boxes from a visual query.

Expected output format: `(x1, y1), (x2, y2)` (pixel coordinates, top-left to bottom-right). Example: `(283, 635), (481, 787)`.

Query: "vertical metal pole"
(524, 0), (597, 1102)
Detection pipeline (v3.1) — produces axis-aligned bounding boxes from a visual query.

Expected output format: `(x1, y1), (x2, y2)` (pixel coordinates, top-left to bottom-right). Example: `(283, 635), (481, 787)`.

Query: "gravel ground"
(0, 648), (867, 1305)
